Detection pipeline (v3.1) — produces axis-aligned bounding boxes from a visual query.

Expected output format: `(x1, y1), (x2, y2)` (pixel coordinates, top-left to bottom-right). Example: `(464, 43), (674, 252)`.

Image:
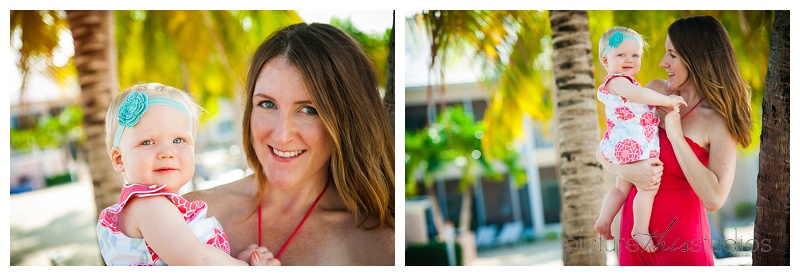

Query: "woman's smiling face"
(659, 36), (691, 92)
(249, 56), (333, 188)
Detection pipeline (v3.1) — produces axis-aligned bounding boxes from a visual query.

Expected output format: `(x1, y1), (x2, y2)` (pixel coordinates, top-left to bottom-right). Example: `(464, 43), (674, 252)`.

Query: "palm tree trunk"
(384, 11), (395, 130)
(426, 183), (445, 239)
(753, 10), (789, 266)
(549, 10), (606, 266)
(458, 186), (473, 234)
(66, 10), (122, 241)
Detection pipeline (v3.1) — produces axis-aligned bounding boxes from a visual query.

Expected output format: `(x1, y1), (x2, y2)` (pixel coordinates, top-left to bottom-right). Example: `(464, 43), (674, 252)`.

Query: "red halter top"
(257, 181), (329, 259)
(681, 97), (703, 120)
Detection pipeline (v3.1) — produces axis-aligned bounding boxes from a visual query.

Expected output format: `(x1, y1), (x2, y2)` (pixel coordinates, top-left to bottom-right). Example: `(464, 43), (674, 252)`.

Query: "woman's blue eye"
(301, 106), (318, 115)
(258, 101), (275, 109)
(173, 138), (185, 144)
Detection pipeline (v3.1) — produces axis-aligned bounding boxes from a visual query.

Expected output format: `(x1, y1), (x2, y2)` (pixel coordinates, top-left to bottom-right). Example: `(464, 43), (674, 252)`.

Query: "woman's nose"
(659, 56), (668, 68)
(272, 114), (296, 143)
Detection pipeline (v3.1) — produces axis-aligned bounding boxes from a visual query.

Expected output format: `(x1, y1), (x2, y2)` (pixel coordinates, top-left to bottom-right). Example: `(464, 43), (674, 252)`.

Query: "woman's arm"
(126, 196), (250, 265)
(595, 145), (663, 191)
(662, 106), (737, 212)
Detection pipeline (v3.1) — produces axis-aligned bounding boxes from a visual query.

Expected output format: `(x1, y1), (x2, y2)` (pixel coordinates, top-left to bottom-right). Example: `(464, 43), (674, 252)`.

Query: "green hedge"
(45, 172), (74, 187)
(405, 241), (463, 266)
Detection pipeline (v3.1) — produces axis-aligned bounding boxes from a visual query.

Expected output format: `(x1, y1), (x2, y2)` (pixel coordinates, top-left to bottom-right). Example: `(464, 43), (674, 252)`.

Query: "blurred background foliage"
(405, 10), (772, 196)
(10, 10), (392, 153)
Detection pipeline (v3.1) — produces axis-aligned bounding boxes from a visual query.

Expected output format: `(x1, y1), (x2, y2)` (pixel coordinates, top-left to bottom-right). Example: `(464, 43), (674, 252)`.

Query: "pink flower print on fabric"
(614, 138), (643, 164)
(147, 244), (160, 264)
(170, 195), (206, 222)
(604, 119), (615, 140)
(614, 106), (635, 121)
(601, 151), (612, 164)
(643, 126), (657, 143)
(639, 112), (659, 142)
(649, 150), (659, 159)
(206, 228), (232, 255)
(98, 208), (121, 233)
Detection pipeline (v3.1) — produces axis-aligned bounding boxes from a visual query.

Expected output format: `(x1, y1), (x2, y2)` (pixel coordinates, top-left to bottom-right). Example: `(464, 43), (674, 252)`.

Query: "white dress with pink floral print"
(598, 73), (660, 165)
(96, 184), (230, 266)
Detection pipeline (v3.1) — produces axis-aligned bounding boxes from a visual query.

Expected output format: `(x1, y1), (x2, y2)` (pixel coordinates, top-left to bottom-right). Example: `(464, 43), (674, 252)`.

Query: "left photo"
(9, 10), (396, 266)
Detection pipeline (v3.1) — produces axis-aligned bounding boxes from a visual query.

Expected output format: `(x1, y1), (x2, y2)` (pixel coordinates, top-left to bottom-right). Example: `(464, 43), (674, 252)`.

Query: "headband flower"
(608, 32), (624, 48)
(118, 91), (149, 128)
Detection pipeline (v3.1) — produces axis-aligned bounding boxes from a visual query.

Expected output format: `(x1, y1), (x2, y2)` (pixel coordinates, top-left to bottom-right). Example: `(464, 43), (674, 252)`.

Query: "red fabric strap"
(681, 98), (703, 120)
(258, 181), (329, 259)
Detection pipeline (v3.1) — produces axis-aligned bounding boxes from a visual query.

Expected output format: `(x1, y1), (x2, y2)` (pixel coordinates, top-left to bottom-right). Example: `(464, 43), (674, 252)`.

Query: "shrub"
(405, 242), (463, 266)
(734, 201), (755, 218)
(45, 172), (74, 187)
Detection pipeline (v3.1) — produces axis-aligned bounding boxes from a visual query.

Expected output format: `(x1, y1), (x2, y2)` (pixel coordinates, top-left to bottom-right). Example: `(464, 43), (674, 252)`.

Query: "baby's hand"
(237, 244), (281, 266)
(665, 95), (688, 109)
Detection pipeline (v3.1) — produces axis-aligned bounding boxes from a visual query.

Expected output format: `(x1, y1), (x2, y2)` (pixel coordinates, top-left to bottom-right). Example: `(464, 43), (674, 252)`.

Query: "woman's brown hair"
(668, 15), (753, 148)
(242, 23), (395, 229)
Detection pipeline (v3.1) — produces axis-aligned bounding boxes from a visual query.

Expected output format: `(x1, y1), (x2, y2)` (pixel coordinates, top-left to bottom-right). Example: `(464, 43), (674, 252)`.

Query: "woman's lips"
(270, 146), (306, 159)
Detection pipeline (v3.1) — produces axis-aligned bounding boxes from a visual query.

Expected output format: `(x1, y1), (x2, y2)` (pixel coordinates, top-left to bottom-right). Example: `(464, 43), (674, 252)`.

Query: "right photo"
(403, 10), (787, 266)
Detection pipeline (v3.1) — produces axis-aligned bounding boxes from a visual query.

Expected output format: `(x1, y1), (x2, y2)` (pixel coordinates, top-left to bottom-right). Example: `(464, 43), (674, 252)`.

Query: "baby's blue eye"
(173, 138), (185, 144)
(141, 140), (154, 145)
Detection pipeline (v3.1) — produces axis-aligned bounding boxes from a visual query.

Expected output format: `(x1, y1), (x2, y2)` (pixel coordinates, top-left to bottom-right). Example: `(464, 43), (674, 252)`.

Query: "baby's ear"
(110, 147), (125, 172)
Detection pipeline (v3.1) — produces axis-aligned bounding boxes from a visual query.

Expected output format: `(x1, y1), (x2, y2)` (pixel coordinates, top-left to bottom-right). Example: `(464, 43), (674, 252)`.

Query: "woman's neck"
(259, 172), (330, 211)
(678, 89), (702, 106)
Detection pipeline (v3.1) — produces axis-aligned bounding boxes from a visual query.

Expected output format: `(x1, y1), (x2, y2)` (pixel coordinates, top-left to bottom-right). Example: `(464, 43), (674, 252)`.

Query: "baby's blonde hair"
(598, 26), (648, 61)
(104, 83), (203, 155)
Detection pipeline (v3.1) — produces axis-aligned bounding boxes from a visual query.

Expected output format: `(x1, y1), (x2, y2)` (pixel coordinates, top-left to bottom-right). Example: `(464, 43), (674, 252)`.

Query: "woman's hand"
(597, 146), (663, 191)
(663, 105), (684, 141)
(623, 158), (664, 191)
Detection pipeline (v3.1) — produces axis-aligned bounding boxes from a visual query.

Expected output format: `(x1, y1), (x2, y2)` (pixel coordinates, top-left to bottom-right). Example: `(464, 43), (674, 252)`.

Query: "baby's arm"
(126, 196), (250, 265)
(236, 244), (281, 266)
(606, 77), (687, 108)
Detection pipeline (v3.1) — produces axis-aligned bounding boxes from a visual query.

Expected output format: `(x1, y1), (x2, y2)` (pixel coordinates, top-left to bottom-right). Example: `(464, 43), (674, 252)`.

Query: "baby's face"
(112, 105), (195, 193)
(603, 39), (642, 77)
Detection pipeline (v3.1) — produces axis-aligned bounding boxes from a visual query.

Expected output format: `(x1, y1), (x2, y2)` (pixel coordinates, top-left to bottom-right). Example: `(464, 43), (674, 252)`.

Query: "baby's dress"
(597, 73), (660, 164)
(96, 183), (230, 266)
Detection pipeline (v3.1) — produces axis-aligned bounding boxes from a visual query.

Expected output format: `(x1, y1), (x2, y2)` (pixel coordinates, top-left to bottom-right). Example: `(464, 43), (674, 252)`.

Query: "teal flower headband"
(112, 91), (192, 147)
(602, 31), (641, 57)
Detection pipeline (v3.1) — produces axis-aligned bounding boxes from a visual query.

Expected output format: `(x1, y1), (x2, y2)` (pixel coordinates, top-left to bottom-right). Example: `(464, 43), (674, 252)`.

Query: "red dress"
(618, 128), (714, 265)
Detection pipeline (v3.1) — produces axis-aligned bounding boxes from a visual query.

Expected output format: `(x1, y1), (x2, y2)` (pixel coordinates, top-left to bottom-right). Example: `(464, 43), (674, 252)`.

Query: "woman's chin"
(264, 173), (295, 188)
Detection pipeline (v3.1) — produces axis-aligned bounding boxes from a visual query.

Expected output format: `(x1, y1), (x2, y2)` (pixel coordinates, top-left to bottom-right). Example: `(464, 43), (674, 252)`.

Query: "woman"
(185, 23), (395, 265)
(596, 15), (752, 265)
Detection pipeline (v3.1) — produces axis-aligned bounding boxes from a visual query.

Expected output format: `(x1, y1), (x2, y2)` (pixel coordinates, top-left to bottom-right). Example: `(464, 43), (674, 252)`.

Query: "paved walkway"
(9, 164), (103, 266)
(468, 239), (618, 266)
(468, 233), (753, 266)
(468, 240), (753, 266)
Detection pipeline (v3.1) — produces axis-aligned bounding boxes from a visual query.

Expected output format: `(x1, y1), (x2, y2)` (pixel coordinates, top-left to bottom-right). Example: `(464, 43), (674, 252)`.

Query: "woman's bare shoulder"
(183, 174), (255, 204)
(645, 79), (670, 95)
(348, 223), (396, 265)
(317, 200), (395, 265)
